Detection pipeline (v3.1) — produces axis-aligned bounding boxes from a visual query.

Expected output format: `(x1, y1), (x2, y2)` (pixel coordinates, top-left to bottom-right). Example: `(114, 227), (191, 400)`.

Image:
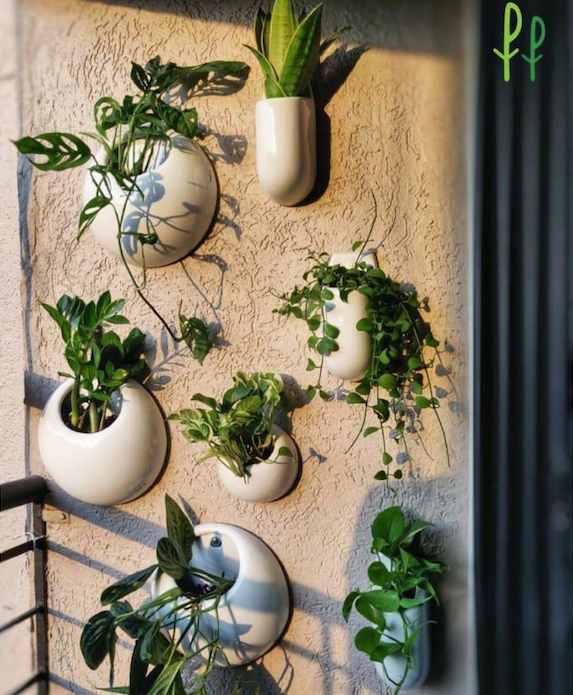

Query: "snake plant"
(246, 0), (348, 98)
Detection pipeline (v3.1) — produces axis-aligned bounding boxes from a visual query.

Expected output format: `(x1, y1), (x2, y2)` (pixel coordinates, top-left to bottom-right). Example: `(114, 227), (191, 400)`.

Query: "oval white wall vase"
(255, 96), (316, 206)
(374, 590), (431, 690)
(83, 134), (218, 267)
(324, 250), (379, 382)
(150, 523), (290, 666)
(38, 379), (167, 506)
(216, 425), (299, 503)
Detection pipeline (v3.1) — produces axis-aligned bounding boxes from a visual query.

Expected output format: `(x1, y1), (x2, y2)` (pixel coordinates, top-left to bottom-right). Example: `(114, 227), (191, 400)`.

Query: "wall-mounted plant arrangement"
(38, 291), (167, 506)
(246, 0), (347, 205)
(14, 55), (249, 363)
(343, 505), (446, 693)
(275, 240), (450, 482)
(81, 495), (291, 693)
(170, 371), (299, 503)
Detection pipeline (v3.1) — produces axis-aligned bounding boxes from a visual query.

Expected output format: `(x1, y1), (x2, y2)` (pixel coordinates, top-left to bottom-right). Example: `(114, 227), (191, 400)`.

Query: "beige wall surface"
(2, 0), (471, 693)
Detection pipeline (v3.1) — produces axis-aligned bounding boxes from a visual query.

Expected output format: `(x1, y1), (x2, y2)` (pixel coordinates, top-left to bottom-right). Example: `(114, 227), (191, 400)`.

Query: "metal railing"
(0, 476), (49, 695)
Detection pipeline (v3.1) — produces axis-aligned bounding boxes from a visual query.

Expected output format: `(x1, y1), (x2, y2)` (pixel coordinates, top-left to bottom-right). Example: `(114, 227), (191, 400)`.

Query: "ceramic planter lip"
(216, 424), (300, 503)
(256, 95), (314, 104)
(38, 378), (167, 505)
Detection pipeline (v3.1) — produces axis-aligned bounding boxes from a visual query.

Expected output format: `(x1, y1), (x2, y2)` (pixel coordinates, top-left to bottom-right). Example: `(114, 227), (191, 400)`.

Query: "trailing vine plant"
(275, 201), (450, 482)
(14, 56), (249, 364)
(169, 371), (292, 478)
(343, 505), (446, 694)
(43, 291), (147, 433)
(80, 494), (254, 695)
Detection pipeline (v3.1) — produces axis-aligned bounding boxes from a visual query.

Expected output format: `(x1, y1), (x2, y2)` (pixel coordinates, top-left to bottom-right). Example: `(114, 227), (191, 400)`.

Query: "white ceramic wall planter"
(83, 133), (218, 267)
(151, 523), (290, 666)
(216, 425), (299, 503)
(38, 379), (167, 506)
(324, 250), (378, 381)
(255, 96), (316, 206)
(374, 590), (431, 690)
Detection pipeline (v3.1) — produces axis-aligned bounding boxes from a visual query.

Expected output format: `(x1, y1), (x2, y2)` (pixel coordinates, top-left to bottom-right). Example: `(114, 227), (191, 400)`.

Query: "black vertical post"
(474, 1), (572, 694)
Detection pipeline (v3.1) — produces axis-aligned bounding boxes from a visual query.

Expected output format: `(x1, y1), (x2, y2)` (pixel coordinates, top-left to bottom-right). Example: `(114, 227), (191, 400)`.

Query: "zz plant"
(43, 291), (147, 433)
(15, 56), (248, 364)
(80, 494), (241, 695)
(169, 371), (291, 478)
(246, 0), (348, 97)
(343, 505), (446, 694)
(275, 241), (450, 481)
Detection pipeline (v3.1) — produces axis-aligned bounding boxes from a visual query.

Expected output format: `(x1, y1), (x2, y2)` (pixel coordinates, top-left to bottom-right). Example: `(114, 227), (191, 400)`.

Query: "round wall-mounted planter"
(323, 250), (378, 382)
(150, 523), (290, 666)
(374, 589), (431, 690)
(38, 379), (167, 506)
(216, 425), (299, 503)
(255, 96), (316, 206)
(83, 133), (218, 267)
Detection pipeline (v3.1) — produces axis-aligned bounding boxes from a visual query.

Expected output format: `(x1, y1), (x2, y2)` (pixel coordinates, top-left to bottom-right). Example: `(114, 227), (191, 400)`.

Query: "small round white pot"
(38, 379), (167, 506)
(374, 590), (431, 690)
(150, 523), (290, 666)
(216, 425), (299, 503)
(324, 250), (379, 382)
(255, 96), (316, 206)
(83, 133), (217, 267)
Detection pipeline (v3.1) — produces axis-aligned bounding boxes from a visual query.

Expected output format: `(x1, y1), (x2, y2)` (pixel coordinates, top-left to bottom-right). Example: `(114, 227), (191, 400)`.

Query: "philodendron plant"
(246, 0), (348, 97)
(15, 56), (248, 364)
(43, 291), (147, 433)
(343, 506), (446, 694)
(275, 241), (450, 482)
(80, 495), (240, 695)
(169, 371), (291, 478)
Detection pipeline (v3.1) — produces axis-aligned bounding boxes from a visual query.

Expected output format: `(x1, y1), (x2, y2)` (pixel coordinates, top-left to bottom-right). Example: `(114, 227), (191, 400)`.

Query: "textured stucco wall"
(5, 0), (470, 692)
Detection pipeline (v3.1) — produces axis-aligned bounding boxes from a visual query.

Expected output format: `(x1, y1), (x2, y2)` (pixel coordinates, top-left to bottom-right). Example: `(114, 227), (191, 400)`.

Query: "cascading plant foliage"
(169, 371), (291, 478)
(14, 55), (249, 364)
(275, 235), (450, 482)
(246, 0), (348, 98)
(343, 505), (446, 694)
(80, 494), (249, 695)
(43, 291), (147, 433)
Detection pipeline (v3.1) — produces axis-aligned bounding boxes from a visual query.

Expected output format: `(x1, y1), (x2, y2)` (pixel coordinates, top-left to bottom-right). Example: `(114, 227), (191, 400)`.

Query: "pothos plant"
(80, 494), (250, 695)
(43, 291), (147, 433)
(169, 371), (291, 478)
(246, 0), (348, 98)
(275, 237), (450, 482)
(343, 505), (446, 694)
(14, 56), (248, 364)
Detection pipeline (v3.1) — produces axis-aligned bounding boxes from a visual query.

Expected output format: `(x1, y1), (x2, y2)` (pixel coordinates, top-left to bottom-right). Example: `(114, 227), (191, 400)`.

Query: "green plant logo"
(493, 1), (546, 82)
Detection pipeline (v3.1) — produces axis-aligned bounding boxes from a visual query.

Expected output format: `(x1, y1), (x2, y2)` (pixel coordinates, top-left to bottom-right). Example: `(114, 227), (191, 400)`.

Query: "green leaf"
(164, 494), (195, 561)
(277, 446), (293, 457)
(14, 132), (91, 171)
(244, 45), (287, 98)
(403, 623), (426, 657)
(400, 595), (431, 609)
(355, 626), (381, 655)
(101, 565), (157, 605)
(147, 657), (184, 695)
(351, 240), (362, 251)
(78, 196), (110, 241)
(279, 4), (323, 96)
(400, 520), (432, 544)
(306, 357), (317, 371)
(407, 356), (424, 371)
(346, 392), (366, 405)
(342, 590), (359, 621)
(415, 396), (432, 409)
(369, 641), (403, 663)
(129, 638), (149, 695)
(360, 589), (400, 612)
(356, 317), (373, 332)
(156, 537), (186, 580)
(268, 0), (298, 76)
(382, 452), (393, 465)
(368, 561), (392, 587)
(191, 393), (218, 410)
(324, 323), (340, 339)
(80, 610), (115, 670)
(363, 426), (379, 437)
(378, 374), (397, 390)
(254, 8), (267, 53)
(320, 26), (350, 55)
(179, 313), (210, 364)
(355, 595), (386, 629)
(372, 506), (405, 544)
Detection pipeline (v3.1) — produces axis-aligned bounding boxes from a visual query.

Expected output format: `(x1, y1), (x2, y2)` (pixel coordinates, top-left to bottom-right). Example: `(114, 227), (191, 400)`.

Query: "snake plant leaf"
(268, 0), (297, 75)
(254, 8), (267, 53)
(244, 45), (287, 97)
(319, 26), (350, 55)
(280, 4), (323, 96)
(14, 132), (92, 171)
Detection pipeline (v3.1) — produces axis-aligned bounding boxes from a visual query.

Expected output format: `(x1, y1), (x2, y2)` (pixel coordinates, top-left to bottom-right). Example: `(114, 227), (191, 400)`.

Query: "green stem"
(70, 376), (81, 428)
(89, 401), (99, 433)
